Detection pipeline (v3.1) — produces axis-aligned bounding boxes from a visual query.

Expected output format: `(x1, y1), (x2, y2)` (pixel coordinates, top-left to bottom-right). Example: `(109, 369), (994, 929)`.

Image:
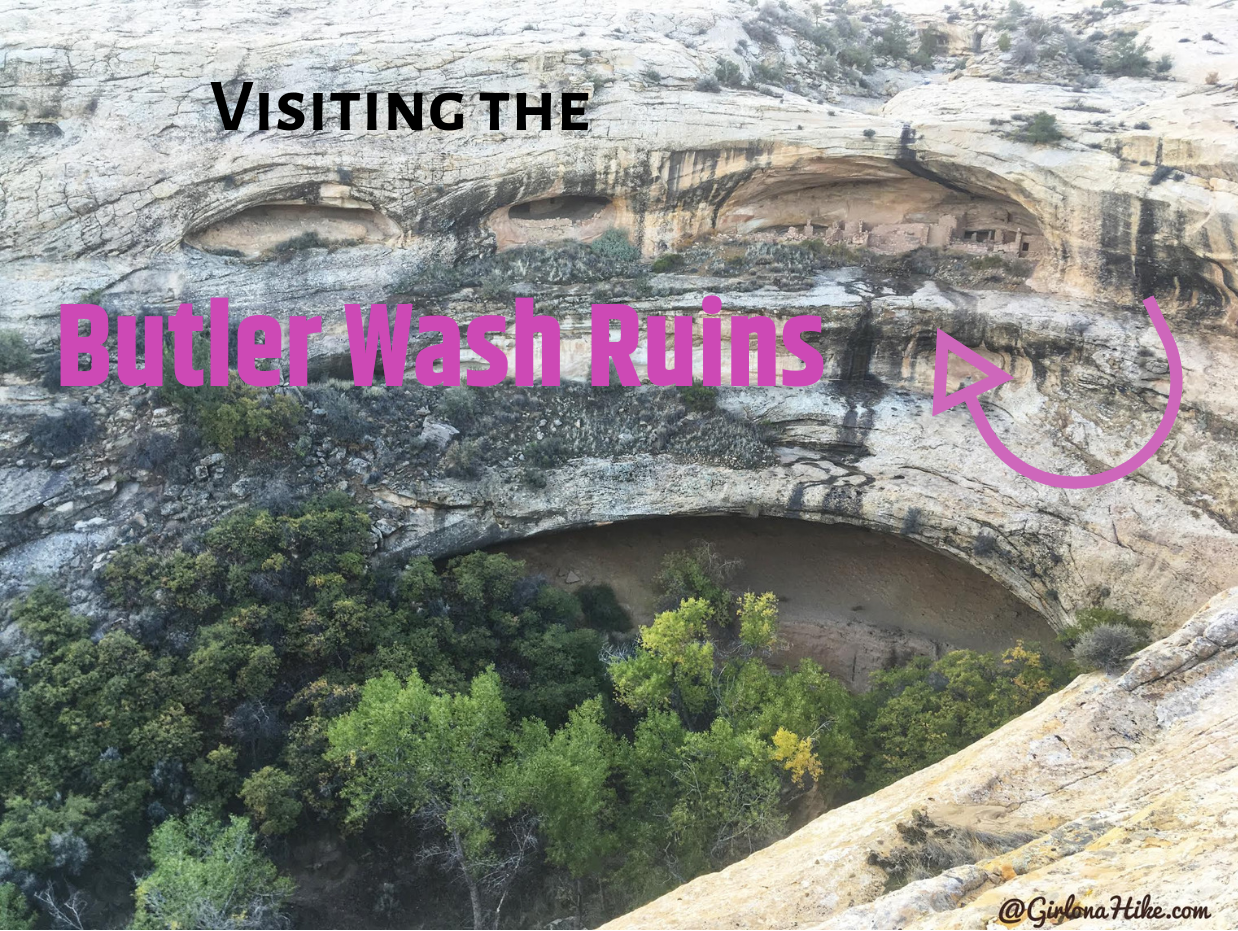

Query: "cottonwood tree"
(610, 592), (858, 801)
(519, 699), (621, 915)
(608, 590), (859, 896)
(131, 810), (294, 930)
(327, 667), (542, 930)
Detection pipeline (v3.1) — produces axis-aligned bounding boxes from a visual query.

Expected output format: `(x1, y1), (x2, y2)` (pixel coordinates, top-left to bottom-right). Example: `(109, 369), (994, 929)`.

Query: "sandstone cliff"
(2, 0), (1238, 926)
(607, 585), (1238, 929)
(3, 0), (1237, 639)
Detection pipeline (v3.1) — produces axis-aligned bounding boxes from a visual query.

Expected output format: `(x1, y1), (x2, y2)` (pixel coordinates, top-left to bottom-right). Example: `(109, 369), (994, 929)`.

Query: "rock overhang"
(0, 0), (1236, 650)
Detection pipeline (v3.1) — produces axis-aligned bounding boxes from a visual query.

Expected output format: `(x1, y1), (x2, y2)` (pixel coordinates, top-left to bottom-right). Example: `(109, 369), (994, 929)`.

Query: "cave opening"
(488, 193), (616, 250)
(185, 201), (400, 258)
(489, 515), (1060, 692)
(508, 195), (610, 222)
(713, 165), (1046, 262)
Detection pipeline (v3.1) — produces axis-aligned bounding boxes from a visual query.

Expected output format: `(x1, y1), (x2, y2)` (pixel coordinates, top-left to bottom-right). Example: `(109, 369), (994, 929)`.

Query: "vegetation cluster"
(0, 499), (1092, 929)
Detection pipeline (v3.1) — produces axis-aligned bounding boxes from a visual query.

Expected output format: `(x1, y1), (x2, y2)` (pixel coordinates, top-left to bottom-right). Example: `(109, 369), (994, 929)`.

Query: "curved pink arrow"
(932, 296), (1182, 489)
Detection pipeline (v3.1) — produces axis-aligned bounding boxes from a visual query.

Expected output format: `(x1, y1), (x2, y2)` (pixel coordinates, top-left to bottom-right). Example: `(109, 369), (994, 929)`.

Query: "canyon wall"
(0, 1), (1236, 701)
(2, 1), (1238, 924)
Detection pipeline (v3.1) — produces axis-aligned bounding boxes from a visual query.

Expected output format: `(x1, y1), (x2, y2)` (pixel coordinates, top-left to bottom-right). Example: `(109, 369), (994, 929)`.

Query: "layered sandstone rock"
(607, 586), (1238, 930)
(1, 0), (1237, 638)
(2, 0), (1235, 329)
(2, 2), (1237, 922)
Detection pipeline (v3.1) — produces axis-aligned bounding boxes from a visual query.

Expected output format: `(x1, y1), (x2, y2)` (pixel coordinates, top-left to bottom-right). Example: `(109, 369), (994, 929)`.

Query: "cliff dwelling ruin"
(718, 172), (1045, 258)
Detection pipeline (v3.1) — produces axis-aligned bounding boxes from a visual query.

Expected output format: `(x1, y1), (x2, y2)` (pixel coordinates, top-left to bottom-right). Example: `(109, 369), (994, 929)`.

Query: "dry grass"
(868, 810), (1035, 891)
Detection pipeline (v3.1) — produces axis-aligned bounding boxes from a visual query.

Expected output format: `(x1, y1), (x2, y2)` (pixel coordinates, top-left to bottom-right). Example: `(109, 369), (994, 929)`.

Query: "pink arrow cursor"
(932, 296), (1183, 489)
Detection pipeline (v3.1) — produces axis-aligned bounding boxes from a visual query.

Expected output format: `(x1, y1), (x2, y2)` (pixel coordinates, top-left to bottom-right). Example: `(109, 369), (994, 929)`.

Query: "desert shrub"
(590, 228), (641, 264)
(0, 330), (32, 374)
(434, 385), (481, 426)
(652, 253), (685, 273)
(997, 0), (1028, 29)
(837, 41), (874, 73)
(1056, 606), (1152, 649)
(1022, 15), (1054, 41)
(970, 254), (1007, 270)
(159, 336), (302, 454)
(306, 383), (372, 443)
(1010, 36), (1038, 65)
(575, 583), (631, 631)
(127, 430), (177, 471)
(1013, 111), (1062, 144)
(1072, 623), (1142, 671)
(868, 810), (1035, 891)
(439, 438), (483, 477)
(695, 75), (722, 92)
(479, 270), (512, 302)
(1069, 37), (1103, 72)
(678, 384), (717, 412)
(525, 435), (569, 468)
(863, 127), (876, 138)
(752, 60), (786, 84)
(715, 58), (745, 88)
(1133, 120), (1151, 130)
(997, 31), (1012, 52)
(519, 465), (547, 489)
(195, 388), (302, 454)
(32, 405), (96, 456)
(1104, 34), (1152, 76)
(1155, 53), (1173, 74)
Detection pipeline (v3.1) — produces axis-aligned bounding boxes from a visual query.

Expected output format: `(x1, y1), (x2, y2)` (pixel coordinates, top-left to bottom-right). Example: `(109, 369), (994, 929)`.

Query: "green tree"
(611, 598), (717, 717)
(240, 767), (303, 836)
(2, 588), (202, 869)
(1104, 34), (1152, 76)
(384, 552), (605, 726)
(0, 883), (35, 929)
(736, 591), (780, 653)
(326, 668), (538, 929)
(719, 657), (858, 800)
(620, 712), (785, 890)
(858, 642), (1073, 788)
(874, 17), (913, 59)
(521, 699), (620, 878)
(613, 590), (859, 802)
(131, 810), (294, 930)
